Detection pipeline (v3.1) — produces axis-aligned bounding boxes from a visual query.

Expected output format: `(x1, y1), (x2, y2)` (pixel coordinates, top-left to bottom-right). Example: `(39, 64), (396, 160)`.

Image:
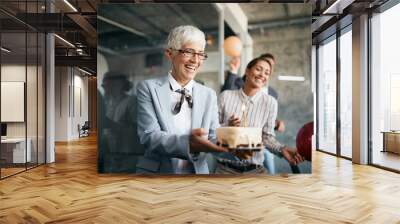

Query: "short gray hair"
(166, 25), (206, 50)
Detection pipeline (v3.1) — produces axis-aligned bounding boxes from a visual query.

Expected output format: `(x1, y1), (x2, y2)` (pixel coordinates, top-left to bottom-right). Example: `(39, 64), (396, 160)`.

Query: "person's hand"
(190, 128), (228, 153)
(228, 115), (241, 127)
(274, 119), (285, 133)
(233, 150), (254, 160)
(281, 147), (304, 165)
(229, 56), (241, 74)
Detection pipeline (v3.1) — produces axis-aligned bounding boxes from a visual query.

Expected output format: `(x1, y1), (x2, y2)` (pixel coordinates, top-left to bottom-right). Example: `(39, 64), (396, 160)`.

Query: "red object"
(296, 122), (313, 161)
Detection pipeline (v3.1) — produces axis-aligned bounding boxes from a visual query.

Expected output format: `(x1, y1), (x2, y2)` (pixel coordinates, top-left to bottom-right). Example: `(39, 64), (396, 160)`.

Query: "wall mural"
(97, 3), (313, 175)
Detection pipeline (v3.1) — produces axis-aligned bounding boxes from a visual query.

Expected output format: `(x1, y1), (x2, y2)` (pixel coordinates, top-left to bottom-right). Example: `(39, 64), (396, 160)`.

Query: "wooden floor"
(1, 163), (45, 178)
(1, 167), (26, 178)
(1, 135), (400, 223)
(372, 151), (400, 171)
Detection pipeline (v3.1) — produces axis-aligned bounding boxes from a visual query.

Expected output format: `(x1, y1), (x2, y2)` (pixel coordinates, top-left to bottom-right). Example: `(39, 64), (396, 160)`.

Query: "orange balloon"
(224, 36), (242, 57)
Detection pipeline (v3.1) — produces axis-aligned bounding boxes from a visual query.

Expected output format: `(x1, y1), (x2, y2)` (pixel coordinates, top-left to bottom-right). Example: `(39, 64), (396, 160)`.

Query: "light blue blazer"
(136, 76), (219, 174)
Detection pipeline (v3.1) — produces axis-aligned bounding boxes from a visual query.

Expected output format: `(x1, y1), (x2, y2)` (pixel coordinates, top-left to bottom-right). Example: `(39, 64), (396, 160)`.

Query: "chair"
(79, 121), (90, 138)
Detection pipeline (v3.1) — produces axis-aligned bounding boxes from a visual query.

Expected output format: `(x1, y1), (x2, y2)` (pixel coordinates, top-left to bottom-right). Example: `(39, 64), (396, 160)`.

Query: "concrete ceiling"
(0, 1), (314, 74)
(239, 3), (310, 23)
(96, 3), (312, 55)
(98, 4), (220, 54)
(1, 0), (389, 75)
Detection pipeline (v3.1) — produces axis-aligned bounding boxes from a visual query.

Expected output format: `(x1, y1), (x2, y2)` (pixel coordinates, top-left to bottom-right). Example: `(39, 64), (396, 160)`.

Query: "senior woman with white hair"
(136, 25), (228, 174)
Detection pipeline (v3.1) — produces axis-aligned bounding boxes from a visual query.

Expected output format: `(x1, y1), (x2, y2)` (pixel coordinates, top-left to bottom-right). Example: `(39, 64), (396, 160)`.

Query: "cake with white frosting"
(216, 127), (263, 150)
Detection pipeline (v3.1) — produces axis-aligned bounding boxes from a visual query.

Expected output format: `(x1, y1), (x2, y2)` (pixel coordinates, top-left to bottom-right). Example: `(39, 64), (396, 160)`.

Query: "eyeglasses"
(171, 48), (208, 60)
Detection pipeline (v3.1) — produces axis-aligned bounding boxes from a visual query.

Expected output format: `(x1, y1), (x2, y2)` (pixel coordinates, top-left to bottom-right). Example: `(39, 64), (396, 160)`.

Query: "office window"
(1, 32), (28, 178)
(339, 28), (352, 158)
(317, 36), (337, 154)
(27, 31), (38, 170)
(371, 3), (400, 171)
(0, 1), (46, 179)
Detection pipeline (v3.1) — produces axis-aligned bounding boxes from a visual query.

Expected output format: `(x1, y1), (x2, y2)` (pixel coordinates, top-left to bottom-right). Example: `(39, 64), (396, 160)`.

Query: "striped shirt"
(218, 89), (285, 165)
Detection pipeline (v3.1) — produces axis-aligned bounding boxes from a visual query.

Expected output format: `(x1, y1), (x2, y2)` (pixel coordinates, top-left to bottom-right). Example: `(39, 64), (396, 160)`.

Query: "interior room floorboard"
(1, 135), (399, 223)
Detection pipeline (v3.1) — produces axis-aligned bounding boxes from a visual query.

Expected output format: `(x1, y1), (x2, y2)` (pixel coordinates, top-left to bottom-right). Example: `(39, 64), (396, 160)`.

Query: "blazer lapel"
(191, 82), (204, 129)
(155, 77), (174, 132)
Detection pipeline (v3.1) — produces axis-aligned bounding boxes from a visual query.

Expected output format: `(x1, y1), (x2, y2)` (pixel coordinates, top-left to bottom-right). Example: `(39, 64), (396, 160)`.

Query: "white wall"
(72, 73), (89, 138)
(221, 3), (253, 75)
(1, 64), (46, 164)
(1, 65), (37, 138)
(55, 67), (89, 141)
(1, 66), (26, 128)
(55, 67), (68, 141)
(1, 65), (26, 81)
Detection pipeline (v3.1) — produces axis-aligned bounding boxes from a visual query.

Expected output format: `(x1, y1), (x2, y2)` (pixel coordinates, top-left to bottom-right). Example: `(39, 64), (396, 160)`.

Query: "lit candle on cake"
(241, 104), (247, 127)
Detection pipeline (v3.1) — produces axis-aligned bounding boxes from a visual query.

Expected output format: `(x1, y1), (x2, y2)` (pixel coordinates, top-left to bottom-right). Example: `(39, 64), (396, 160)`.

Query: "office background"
(96, 3), (313, 174)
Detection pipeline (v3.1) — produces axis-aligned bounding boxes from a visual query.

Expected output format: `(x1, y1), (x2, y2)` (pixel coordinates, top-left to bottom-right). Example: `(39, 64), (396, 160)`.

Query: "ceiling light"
(54, 34), (75, 48)
(1, 47), (11, 53)
(322, 0), (354, 15)
(278, 76), (305, 82)
(63, 0), (78, 12)
(78, 67), (92, 76)
(98, 15), (146, 37)
(76, 48), (86, 56)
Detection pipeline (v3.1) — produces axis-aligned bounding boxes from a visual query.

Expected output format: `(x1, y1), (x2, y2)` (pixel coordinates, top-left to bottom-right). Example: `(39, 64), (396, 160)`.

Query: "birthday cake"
(216, 127), (263, 150)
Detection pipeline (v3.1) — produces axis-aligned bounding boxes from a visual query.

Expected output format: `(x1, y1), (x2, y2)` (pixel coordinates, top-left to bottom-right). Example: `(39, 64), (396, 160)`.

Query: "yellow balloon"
(224, 36), (242, 57)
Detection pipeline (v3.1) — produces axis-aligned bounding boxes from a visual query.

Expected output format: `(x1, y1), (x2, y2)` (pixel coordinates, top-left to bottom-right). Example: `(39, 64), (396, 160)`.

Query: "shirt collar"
(168, 71), (193, 94)
(239, 88), (263, 104)
(261, 86), (269, 95)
